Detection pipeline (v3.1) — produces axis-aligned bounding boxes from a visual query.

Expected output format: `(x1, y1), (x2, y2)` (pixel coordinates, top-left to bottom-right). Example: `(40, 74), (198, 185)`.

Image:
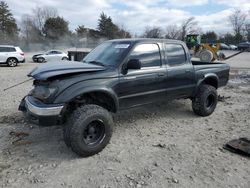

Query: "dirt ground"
(0, 54), (249, 188)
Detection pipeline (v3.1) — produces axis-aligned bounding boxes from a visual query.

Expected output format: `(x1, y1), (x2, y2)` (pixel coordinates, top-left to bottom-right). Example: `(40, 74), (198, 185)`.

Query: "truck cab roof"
(109, 38), (184, 44)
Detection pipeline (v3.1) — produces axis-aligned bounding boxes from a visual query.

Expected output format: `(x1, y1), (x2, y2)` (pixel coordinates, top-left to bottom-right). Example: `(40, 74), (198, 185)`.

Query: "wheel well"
(7, 57), (18, 63)
(67, 91), (117, 113)
(201, 77), (218, 88)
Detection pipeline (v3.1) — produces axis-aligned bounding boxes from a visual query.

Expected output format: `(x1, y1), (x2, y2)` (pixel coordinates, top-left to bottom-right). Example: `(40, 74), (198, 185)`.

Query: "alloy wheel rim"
(9, 59), (16, 66)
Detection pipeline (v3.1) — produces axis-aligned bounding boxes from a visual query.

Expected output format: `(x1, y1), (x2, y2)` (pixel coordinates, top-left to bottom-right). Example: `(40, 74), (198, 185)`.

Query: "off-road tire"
(63, 104), (113, 157)
(192, 84), (218, 116)
(7, 58), (18, 67)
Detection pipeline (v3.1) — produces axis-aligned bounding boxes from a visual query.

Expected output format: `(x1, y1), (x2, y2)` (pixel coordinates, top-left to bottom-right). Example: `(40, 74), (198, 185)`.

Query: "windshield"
(83, 41), (131, 66)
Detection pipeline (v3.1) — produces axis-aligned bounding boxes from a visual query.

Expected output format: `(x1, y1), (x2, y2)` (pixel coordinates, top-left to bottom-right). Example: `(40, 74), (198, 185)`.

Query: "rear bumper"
(20, 58), (25, 63)
(19, 96), (65, 125)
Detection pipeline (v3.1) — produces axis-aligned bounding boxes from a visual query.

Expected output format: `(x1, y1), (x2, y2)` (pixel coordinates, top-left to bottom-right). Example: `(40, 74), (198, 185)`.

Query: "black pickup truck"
(19, 39), (230, 157)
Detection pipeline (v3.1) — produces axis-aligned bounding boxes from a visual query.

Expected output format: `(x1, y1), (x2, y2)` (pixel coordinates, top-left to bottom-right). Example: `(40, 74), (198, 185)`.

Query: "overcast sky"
(6, 0), (250, 35)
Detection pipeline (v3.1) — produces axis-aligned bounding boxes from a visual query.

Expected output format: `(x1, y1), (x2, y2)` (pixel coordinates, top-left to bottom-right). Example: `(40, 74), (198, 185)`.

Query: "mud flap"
(224, 138), (250, 157)
(18, 97), (26, 112)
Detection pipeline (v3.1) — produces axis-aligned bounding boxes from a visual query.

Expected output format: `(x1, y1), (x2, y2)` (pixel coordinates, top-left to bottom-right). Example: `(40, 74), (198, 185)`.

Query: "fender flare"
(196, 73), (219, 93)
(54, 85), (119, 112)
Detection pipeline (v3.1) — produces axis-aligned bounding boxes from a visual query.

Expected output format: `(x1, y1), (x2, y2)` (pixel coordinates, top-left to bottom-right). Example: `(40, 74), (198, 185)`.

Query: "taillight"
(20, 53), (24, 56)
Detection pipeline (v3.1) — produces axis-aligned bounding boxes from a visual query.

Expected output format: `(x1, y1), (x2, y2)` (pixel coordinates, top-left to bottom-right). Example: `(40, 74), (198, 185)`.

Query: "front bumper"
(19, 96), (65, 124)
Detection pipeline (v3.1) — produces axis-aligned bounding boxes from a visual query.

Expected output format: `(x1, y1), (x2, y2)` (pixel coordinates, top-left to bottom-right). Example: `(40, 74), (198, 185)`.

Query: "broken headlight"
(30, 85), (58, 100)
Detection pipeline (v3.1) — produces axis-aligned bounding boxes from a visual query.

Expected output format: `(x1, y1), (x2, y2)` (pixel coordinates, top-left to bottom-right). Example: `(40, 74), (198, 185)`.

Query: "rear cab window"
(165, 43), (187, 66)
(128, 43), (162, 68)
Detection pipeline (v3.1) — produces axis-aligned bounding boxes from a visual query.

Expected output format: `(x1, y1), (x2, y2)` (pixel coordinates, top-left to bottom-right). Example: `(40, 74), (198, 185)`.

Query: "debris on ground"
(9, 131), (31, 145)
(224, 138), (250, 157)
(9, 131), (29, 137)
(12, 140), (32, 146)
(152, 143), (166, 148)
(218, 95), (231, 102)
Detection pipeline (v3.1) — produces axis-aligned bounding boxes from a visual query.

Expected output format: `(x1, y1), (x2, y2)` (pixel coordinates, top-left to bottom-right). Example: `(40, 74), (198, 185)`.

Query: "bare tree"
(21, 15), (33, 43)
(20, 14), (41, 48)
(142, 26), (162, 38)
(32, 6), (58, 35)
(245, 23), (250, 41)
(21, 15), (41, 39)
(180, 17), (198, 41)
(165, 25), (180, 39)
(229, 9), (247, 35)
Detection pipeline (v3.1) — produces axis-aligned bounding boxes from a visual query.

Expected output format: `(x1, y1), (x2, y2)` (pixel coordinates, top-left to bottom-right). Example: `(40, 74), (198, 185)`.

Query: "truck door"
(164, 43), (196, 99)
(118, 43), (167, 109)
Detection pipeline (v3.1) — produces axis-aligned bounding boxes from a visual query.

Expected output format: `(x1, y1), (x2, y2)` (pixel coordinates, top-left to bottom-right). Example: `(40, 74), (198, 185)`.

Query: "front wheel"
(63, 104), (113, 157)
(192, 84), (218, 116)
(38, 57), (45, 63)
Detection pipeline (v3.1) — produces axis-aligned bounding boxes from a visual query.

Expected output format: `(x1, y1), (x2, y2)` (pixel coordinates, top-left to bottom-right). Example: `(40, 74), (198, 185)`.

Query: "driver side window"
(129, 43), (161, 68)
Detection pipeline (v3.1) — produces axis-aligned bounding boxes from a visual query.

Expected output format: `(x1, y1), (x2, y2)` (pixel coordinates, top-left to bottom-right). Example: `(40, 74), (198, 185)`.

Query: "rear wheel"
(192, 84), (218, 116)
(63, 104), (113, 157)
(7, 58), (18, 67)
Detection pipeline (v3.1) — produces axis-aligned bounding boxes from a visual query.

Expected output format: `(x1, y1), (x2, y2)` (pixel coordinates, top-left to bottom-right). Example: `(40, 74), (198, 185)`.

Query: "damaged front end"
(19, 61), (106, 126)
(19, 80), (66, 126)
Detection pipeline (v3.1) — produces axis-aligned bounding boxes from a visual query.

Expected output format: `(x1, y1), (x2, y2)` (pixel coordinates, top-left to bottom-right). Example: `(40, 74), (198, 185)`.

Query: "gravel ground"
(0, 58), (249, 188)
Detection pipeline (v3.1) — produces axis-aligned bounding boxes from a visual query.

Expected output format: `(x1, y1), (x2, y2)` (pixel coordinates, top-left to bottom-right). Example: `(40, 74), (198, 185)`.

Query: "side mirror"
(127, 59), (141, 70)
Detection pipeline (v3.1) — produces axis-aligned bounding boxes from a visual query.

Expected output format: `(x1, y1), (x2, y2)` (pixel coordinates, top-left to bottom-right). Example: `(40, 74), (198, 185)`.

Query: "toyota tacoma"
(19, 39), (230, 157)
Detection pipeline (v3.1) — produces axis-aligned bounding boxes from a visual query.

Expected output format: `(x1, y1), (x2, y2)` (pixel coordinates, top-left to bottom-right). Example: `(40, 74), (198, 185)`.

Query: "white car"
(32, 50), (68, 63)
(0, 45), (25, 67)
(229, 44), (238, 50)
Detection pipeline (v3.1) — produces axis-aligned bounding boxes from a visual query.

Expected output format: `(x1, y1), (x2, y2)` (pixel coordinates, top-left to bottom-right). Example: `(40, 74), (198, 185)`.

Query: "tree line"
(0, 1), (249, 50)
(141, 10), (250, 44)
(0, 1), (131, 50)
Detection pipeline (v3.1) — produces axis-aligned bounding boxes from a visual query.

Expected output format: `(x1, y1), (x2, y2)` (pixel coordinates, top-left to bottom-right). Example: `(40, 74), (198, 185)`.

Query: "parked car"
(220, 43), (230, 50)
(0, 45), (25, 67)
(32, 50), (68, 63)
(19, 39), (230, 157)
(237, 42), (250, 51)
(228, 44), (237, 50)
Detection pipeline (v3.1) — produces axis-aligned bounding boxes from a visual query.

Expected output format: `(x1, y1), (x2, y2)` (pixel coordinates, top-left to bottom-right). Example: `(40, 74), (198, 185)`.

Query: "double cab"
(19, 39), (230, 157)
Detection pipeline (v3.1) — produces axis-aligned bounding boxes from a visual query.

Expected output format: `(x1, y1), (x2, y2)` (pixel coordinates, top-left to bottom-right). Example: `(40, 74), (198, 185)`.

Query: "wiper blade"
(88, 61), (105, 66)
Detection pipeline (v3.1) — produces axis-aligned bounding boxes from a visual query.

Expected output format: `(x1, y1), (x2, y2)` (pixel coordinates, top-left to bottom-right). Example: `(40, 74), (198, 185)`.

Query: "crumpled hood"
(28, 61), (106, 80)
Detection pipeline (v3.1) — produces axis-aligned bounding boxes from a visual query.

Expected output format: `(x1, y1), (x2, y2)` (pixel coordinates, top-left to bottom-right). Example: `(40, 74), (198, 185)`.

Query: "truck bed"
(191, 60), (230, 87)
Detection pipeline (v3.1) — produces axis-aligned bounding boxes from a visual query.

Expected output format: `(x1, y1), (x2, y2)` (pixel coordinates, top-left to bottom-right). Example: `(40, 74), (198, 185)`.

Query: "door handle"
(157, 72), (165, 77)
(185, 70), (191, 73)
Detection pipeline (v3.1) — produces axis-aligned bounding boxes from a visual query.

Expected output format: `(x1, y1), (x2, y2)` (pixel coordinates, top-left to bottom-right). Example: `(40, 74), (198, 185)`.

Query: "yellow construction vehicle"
(185, 34), (246, 62)
(185, 34), (224, 62)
